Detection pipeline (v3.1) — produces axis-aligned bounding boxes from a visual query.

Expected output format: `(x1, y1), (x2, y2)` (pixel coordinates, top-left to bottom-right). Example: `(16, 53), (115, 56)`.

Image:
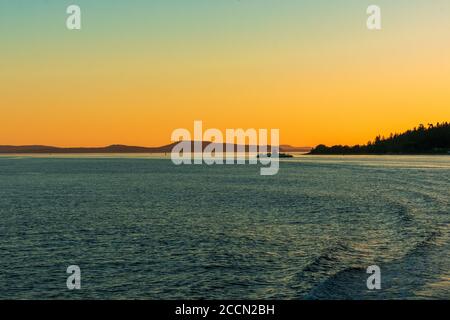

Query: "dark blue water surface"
(0, 155), (448, 299)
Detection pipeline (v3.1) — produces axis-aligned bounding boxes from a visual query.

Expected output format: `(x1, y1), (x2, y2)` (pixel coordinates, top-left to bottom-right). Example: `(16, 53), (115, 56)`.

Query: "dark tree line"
(309, 122), (450, 155)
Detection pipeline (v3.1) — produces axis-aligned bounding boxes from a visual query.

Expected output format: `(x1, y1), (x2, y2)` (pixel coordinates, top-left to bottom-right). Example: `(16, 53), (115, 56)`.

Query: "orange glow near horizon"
(1, 1), (449, 147)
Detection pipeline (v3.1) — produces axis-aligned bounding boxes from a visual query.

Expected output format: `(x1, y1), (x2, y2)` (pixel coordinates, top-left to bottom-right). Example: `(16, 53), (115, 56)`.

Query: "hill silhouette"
(309, 122), (450, 155)
(0, 142), (310, 154)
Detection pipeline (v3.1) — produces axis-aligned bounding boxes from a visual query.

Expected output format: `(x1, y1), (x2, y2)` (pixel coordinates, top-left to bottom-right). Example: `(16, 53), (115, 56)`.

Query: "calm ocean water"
(0, 155), (449, 299)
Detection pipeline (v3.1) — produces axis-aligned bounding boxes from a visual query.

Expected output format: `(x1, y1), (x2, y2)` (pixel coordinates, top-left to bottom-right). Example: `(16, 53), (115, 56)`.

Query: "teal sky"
(2, 0), (449, 58)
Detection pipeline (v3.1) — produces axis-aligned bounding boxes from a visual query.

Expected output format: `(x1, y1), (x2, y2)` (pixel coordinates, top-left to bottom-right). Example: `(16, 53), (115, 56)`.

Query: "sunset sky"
(1, 0), (449, 147)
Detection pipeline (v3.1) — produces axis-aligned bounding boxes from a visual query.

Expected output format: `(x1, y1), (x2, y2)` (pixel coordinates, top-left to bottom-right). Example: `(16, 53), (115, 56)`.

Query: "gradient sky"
(1, 0), (449, 147)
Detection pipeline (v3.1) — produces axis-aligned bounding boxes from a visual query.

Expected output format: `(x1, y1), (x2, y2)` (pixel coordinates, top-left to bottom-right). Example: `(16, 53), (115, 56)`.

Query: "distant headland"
(0, 142), (311, 154)
(309, 122), (450, 155)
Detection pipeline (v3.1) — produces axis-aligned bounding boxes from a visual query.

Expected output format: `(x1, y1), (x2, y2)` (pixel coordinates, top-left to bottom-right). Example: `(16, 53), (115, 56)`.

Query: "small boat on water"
(256, 152), (293, 158)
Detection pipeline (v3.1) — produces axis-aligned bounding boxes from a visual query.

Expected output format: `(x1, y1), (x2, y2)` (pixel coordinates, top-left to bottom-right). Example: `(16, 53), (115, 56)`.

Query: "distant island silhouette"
(0, 142), (311, 154)
(3, 122), (448, 155)
(310, 122), (450, 155)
